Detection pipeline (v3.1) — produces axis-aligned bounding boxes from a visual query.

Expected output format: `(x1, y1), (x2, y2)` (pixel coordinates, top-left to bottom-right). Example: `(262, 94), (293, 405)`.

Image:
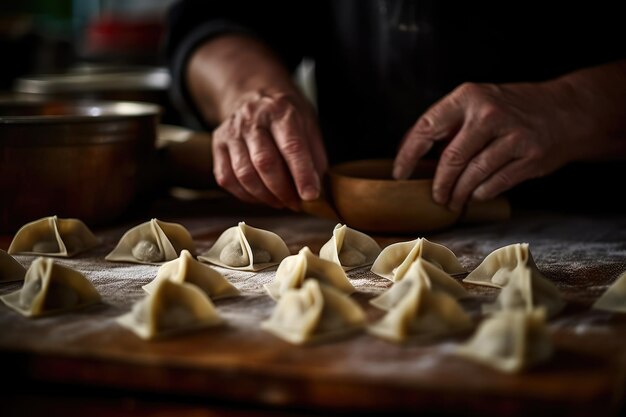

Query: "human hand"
(393, 82), (581, 211)
(212, 91), (327, 210)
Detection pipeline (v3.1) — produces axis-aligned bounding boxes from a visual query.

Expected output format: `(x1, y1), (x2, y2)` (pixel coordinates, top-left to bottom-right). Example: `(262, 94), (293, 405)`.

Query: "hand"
(393, 81), (582, 211)
(212, 91), (327, 210)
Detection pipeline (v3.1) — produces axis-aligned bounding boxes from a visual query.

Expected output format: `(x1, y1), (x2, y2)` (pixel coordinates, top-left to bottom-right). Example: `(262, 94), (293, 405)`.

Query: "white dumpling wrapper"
(370, 258), (468, 311)
(117, 280), (222, 340)
(198, 222), (289, 271)
(482, 261), (565, 318)
(319, 223), (381, 270)
(143, 250), (240, 300)
(453, 308), (552, 373)
(593, 270), (626, 313)
(261, 279), (365, 345)
(463, 243), (544, 288)
(371, 237), (465, 281)
(8, 216), (100, 257)
(264, 246), (355, 300)
(0, 257), (101, 317)
(0, 249), (26, 283)
(106, 218), (196, 265)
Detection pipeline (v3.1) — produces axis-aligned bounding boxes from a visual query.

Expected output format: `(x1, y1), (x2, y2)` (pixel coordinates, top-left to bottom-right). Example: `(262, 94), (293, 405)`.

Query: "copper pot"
(0, 99), (159, 233)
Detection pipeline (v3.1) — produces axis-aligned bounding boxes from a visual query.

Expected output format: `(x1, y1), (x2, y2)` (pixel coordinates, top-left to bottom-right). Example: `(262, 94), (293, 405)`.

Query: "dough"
(593, 270), (626, 313)
(370, 258), (468, 311)
(482, 262), (565, 318)
(106, 218), (196, 265)
(463, 243), (543, 288)
(0, 249), (26, 282)
(199, 222), (289, 271)
(261, 279), (365, 345)
(371, 238), (465, 281)
(117, 280), (222, 340)
(264, 246), (355, 300)
(0, 257), (100, 317)
(453, 308), (552, 373)
(368, 273), (472, 343)
(143, 250), (240, 300)
(8, 216), (100, 257)
(319, 223), (381, 270)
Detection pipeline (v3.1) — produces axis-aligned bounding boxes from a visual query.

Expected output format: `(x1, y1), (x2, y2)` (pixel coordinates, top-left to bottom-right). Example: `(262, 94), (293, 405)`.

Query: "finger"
(226, 135), (284, 208)
(306, 119), (328, 177)
(245, 126), (300, 210)
(212, 142), (259, 204)
(447, 134), (515, 211)
(393, 90), (467, 180)
(472, 158), (536, 201)
(271, 110), (321, 201)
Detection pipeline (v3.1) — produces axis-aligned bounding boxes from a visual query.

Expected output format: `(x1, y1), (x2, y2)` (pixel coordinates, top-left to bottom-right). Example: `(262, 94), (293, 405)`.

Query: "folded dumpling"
(452, 308), (552, 373)
(264, 246), (355, 300)
(319, 223), (381, 270)
(463, 243), (544, 288)
(199, 222), (289, 271)
(0, 249), (26, 282)
(368, 274), (472, 343)
(370, 258), (468, 311)
(8, 216), (99, 257)
(106, 218), (196, 264)
(0, 257), (101, 317)
(261, 279), (366, 345)
(593, 271), (626, 313)
(371, 238), (464, 281)
(143, 250), (240, 300)
(482, 262), (565, 318)
(117, 280), (222, 340)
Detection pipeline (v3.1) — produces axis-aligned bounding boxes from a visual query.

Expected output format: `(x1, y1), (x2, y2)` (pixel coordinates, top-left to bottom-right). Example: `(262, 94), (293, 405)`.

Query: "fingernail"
(393, 164), (410, 180)
(301, 173), (321, 200)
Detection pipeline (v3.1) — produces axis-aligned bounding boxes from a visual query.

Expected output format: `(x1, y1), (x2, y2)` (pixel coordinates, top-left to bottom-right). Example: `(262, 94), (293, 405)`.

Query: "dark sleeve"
(163, 0), (314, 128)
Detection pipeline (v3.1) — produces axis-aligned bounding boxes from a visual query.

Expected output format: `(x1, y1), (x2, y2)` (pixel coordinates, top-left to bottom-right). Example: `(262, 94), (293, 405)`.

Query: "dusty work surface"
(1, 197), (625, 416)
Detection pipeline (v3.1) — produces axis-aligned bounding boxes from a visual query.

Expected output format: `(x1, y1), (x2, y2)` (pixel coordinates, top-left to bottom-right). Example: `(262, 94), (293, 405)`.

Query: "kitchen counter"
(1, 193), (625, 417)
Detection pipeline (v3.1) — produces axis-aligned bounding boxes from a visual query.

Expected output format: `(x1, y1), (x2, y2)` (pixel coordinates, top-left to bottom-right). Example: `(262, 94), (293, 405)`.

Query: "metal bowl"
(0, 99), (160, 232)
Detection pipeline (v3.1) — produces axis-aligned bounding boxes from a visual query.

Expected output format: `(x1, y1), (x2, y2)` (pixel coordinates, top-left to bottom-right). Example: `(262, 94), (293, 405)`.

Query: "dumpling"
(261, 279), (365, 345)
(106, 218), (196, 264)
(593, 271), (626, 313)
(319, 223), (381, 270)
(370, 258), (468, 311)
(482, 262), (565, 318)
(198, 222), (289, 271)
(368, 273), (472, 343)
(0, 249), (26, 282)
(117, 280), (222, 340)
(463, 243), (543, 288)
(371, 238), (464, 281)
(143, 250), (240, 300)
(0, 257), (100, 317)
(452, 308), (552, 373)
(264, 246), (355, 300)
(8, 216), (99, 257)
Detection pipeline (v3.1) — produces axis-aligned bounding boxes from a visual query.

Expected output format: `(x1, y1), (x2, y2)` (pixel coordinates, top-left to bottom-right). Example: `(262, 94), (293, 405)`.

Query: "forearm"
(186, 34), (303, 125)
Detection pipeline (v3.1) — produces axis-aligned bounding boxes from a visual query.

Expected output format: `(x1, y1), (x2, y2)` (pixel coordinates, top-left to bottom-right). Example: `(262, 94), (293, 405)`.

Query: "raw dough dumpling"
(0, 257), (101, 317)
(453, 308), (552, 373)
(264, 246), (355, 300)
(117, 280), (222, 340)
(8, 216), (99, 257)
(319, 223), (381, 270)
(370, 258), (468, 311)
(198, 222), (289, 271)
(106, 218), (196, 265)
(143, 250), (240, 300)
(261, 279), (365, 345)
(463, 243), (543, 288)
(593, 271), (626, 313)
(482, 262), (565, 318)
(371, 238), (464, 281)
(0, 249), (26, 282)
(368, 273), (472, 343)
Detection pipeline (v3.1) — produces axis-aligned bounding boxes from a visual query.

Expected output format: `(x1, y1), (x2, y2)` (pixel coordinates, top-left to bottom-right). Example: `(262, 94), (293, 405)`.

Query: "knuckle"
(477, 103), (502, 125)
(250, 150), (276, 172)
(441, 146), (467, 168)
(456, 82), (482, 98)
(467, 158), (491, 178)
(233, 165), (257, 185)
(492, 171), (515, 189)
(280, 138), (307, 158)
